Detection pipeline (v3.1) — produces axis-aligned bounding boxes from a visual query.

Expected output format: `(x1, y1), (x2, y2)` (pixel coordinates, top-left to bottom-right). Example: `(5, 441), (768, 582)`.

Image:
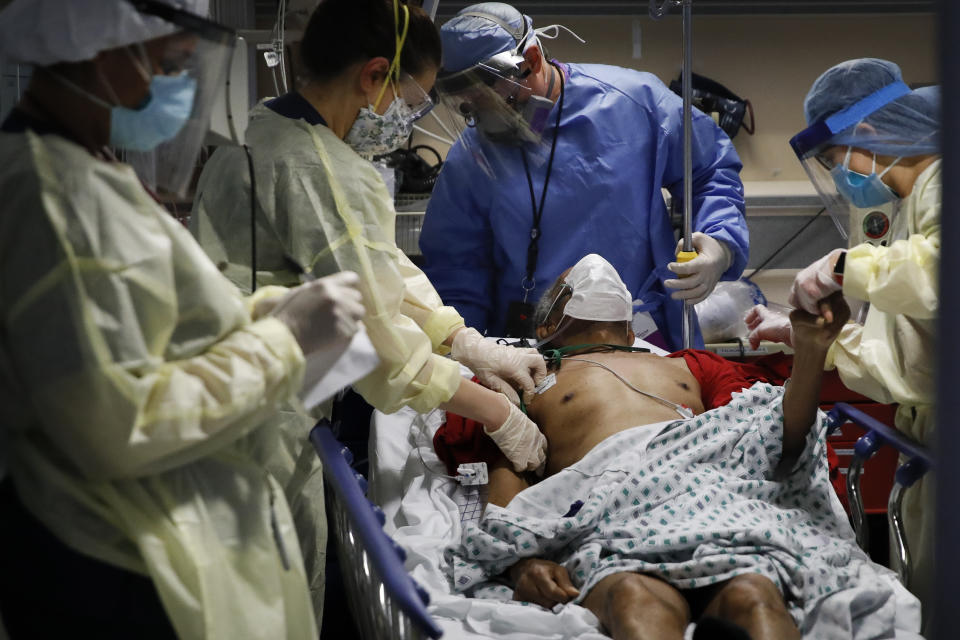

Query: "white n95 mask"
(562, 254), (632, 321)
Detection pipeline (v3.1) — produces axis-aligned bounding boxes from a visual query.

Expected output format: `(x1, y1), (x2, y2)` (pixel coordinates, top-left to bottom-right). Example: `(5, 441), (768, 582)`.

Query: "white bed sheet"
(368, 339), (668, 639)
(365, 338), (919, 639)
(370, 402), (611, 639)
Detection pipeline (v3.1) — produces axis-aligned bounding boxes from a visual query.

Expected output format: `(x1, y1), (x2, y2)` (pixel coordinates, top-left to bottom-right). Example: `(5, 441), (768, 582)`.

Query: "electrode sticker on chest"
(534, 373), (558, 395)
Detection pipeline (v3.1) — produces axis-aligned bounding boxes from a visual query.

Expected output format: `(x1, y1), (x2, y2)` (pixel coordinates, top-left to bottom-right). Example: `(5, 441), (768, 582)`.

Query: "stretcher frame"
(826, 403), (934, 586)
(311, 403), (931, 639)
(310, 420), (443, 639)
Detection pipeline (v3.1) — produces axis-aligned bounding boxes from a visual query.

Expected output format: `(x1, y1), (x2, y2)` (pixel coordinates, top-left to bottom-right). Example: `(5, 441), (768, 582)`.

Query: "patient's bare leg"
(582, 572), (690, 640)
(701, 573), (800, 640)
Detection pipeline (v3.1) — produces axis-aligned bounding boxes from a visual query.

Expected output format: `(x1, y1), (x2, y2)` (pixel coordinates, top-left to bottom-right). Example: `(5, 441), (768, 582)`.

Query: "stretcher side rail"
(826, 402), (933, 585)
(310, 420), (444, 639)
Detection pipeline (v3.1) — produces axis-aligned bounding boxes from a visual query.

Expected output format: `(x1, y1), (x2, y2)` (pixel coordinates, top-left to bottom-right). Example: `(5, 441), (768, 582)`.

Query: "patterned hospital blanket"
(447, 382), (920, 638)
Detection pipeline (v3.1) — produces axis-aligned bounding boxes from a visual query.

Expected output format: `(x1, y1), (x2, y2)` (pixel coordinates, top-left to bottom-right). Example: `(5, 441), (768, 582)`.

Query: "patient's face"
(535, 269), (574, 341)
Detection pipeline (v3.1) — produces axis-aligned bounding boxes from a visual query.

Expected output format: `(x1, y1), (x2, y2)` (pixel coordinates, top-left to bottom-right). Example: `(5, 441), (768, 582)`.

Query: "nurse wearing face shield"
(420, 2), (749, 351)
(0, 0), (370, 637)
(747, 58), (939, 621)
(192, 0), (548, 477)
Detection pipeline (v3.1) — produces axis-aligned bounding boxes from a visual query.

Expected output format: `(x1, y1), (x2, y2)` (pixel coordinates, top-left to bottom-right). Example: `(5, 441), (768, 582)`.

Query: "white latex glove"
(664, 232), (733, 305)
(788, 249), (844, 315)
(744, 304), (793, 350)
(451, 327), (547, 405)
(271, 271), (365, 356)
(483, 400), (548, 475)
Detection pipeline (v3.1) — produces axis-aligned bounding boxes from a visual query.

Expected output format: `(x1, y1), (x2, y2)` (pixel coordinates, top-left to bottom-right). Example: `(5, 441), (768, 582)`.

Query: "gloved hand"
(451, 327), (547, 405)
(271, 271), (365, 356)
(744, 304), (793, 350)
(483, 400), (548, 475)
(788, 249), (844, 315)
(665, 232), (733, 305)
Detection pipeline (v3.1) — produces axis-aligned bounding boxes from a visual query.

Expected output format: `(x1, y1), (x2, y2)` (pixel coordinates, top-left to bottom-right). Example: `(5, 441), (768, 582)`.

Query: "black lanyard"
(520, 62), (566, 302)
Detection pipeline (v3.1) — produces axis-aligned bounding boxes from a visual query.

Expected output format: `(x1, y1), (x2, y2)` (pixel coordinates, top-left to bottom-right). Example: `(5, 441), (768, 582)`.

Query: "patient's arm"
(487, 449), (531, 508)
(778, 292), (850, 475)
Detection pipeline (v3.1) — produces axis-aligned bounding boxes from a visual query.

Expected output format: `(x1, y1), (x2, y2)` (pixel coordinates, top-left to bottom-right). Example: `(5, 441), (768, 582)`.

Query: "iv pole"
(650, 0), (696, 349)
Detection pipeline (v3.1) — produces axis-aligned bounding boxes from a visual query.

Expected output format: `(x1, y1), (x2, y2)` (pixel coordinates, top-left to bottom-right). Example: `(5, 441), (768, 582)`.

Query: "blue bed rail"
(826, 402), (933, 586)
(310, 420), (443, 639)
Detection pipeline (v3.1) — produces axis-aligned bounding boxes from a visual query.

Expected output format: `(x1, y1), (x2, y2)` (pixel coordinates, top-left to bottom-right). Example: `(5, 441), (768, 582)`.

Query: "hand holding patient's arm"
(509, 558), (580, 609)
(778, 292), (849, 475)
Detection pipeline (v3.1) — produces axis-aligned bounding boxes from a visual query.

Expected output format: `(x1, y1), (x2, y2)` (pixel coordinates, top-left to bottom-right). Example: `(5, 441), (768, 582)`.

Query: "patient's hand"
(509, 558), (580, 609)
(789, 291), (849, 351)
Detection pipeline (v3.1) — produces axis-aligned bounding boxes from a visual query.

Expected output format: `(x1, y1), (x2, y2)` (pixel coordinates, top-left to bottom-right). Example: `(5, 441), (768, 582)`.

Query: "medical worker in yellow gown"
(192, 0), (548, 471)
(0, 0), (368, 637)
(747, 58), (939, 623)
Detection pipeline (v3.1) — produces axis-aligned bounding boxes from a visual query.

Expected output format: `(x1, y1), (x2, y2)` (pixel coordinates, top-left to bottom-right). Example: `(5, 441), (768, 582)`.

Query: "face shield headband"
(789, 81), (911, 164)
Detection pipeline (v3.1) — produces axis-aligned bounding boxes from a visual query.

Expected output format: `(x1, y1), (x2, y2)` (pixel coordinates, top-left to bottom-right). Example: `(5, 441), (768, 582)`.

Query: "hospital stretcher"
(310, 392), (931, 639)
(825, 403), (934, 586)
(310, 420), (442, 639)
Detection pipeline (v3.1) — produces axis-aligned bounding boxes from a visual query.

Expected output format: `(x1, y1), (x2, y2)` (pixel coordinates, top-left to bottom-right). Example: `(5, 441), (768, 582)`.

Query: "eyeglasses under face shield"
(430, 50), (556, 177)
(434, 50), (552, 143)
(789, 81), (913, 241)
(388, 70), (435, 121)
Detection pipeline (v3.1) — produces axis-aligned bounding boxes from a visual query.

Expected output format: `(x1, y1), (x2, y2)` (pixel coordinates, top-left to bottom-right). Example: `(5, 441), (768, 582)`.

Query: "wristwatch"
(833, 251), (846, 285)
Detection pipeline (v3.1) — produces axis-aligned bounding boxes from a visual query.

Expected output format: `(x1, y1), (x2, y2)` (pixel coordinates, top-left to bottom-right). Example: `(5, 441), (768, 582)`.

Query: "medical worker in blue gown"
(420, 2), (748, 349)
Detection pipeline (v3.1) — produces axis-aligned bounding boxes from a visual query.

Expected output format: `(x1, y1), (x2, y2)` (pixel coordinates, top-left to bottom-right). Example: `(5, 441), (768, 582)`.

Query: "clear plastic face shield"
(789, 81), (913, 242)
(122, 1), (235, 197)
(433, 48), (553, 178)
(392, 71), (434, 120)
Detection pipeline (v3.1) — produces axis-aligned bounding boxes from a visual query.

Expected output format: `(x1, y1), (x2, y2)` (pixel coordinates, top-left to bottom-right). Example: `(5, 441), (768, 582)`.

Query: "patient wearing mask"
(445, 254), (921, 640)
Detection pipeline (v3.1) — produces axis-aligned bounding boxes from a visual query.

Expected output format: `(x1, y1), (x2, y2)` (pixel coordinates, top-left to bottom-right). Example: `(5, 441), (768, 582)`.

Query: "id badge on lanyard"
(503, 63), (565, 339)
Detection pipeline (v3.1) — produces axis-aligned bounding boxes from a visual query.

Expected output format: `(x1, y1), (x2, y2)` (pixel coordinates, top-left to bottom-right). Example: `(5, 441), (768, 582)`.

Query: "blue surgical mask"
(830, 147), (901, 208)
(109, 73), (197, 151)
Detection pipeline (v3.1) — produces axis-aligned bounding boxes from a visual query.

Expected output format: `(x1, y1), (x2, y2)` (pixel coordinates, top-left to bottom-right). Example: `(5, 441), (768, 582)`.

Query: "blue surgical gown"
(420, 63), (748, 350)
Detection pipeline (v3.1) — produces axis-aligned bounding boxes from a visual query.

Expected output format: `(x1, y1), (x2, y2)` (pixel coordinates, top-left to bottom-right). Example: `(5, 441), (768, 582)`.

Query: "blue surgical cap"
(803, 58), (939, 157)
(440, 2), (534, 73)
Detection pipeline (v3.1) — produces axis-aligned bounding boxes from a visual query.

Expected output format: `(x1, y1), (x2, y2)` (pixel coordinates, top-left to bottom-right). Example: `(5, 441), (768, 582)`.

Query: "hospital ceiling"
(433, 1), (935, 17)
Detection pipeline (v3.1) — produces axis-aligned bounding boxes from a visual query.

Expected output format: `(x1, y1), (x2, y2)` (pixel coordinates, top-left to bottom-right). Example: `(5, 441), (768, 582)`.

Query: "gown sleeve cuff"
(422, 306), (466, 355)
(245, 316), (306, 392)
(405, 354), (463, 414)
(841, 243), (879, 302)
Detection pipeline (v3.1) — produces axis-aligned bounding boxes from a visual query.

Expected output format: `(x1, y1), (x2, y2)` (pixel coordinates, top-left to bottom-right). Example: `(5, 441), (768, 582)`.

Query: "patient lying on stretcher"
(446, 255), (921, 640)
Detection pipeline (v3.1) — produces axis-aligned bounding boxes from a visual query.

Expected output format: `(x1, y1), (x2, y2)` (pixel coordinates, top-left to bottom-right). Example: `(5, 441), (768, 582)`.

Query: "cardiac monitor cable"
(561, 356), (695, 419)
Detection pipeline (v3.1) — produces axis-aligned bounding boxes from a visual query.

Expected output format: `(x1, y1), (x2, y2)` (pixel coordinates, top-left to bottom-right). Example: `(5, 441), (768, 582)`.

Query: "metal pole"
(934, 1), (960, 637)
(681, 0), (695, 349)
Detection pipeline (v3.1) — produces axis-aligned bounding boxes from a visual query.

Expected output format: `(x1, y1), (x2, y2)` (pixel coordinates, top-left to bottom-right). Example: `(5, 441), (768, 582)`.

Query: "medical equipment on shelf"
(310, 421), (443, 640)
(826, 403), (933, 586)
(651, 0), (696, 349)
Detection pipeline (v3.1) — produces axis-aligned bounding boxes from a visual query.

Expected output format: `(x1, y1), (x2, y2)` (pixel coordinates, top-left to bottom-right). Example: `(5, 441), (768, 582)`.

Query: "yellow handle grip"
(675, 250), (698, 277)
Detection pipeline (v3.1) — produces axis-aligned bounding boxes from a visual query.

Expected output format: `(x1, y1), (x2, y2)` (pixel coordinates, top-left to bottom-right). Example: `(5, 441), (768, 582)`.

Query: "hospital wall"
(416, 12), (937, 183)
(411, 11), (935, 300)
